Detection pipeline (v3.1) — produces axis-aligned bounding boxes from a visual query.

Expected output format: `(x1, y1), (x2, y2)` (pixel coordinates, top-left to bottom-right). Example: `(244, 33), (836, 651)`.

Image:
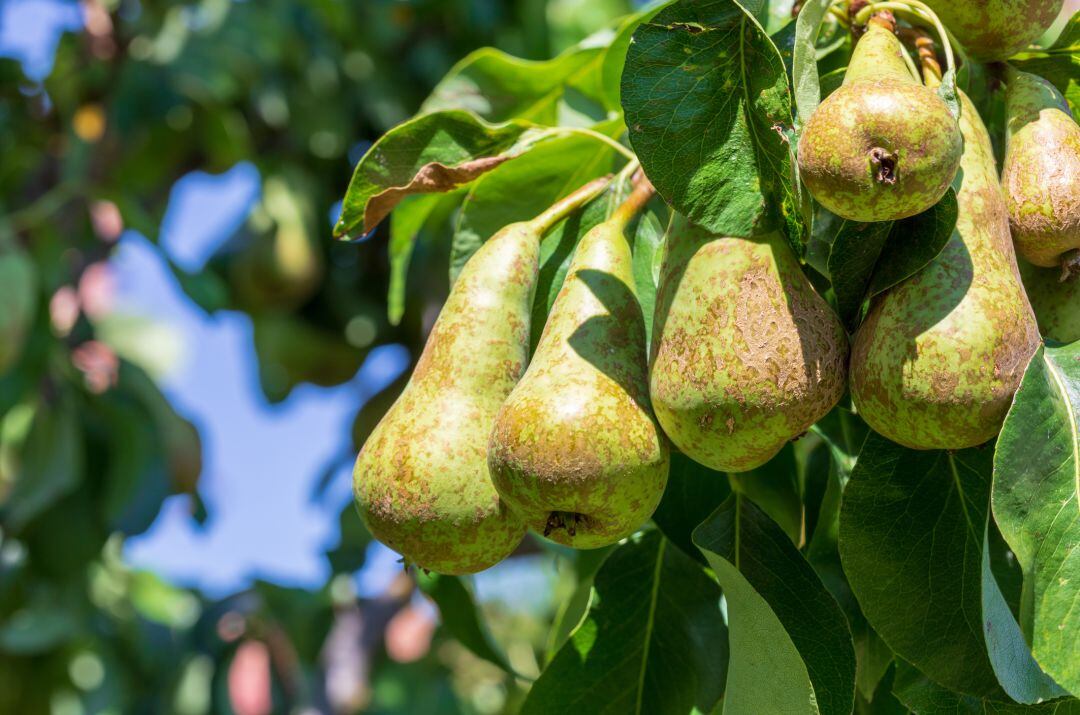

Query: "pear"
(1019, 259), (1080, 345)
(649, 220), (848, 473)
(1001, 68), (1080, 275)
(921, 0), (1063, 62)
(488, 180), (669, 548)
(850, 89), (1041, 450)
(353, 178), (609, 573)
(797, 16), (962, 223)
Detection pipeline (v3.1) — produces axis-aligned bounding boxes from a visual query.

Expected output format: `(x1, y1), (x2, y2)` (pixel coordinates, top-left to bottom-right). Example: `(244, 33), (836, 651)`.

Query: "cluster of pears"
(353, 3), (1080, 575)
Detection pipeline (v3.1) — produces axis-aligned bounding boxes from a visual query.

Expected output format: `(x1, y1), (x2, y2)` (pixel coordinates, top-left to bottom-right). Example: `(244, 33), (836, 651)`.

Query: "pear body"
(797, 23), (962, 223)
(353, 224), (534, 574)
(1002, 70), (1080, 268)
(1020, 260), (1080, 344)
(922, 0), (1063, 62)
(488, 220), (669, 548)
(649, 222), (848, 473)
(851, 92), (1041, 450)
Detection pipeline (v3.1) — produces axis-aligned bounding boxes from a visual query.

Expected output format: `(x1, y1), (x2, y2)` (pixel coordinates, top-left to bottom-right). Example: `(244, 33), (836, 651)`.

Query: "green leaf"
(892, 661), (1080, 715)
(417, 573), (515, 675)
(1012, 12), (1080, 118)
(651, 452), (731, 562)
(694, 495), (856, 715)
(841, 433), (1063, 700)
(1, 395), (83, 532)
(630, 200), (668, 348)
(386, 192), (461, 325)
(600, 3), (673, 111)
(334, 110), (533, 239)
(0, 600), (79, 655)
(791, 0), (833, 126)
(325, 501), (372, 574)
(98, 392), (170, 536)
(544, 546), (615, 661)
(728, 444), (803, 545)
(421, 46), (607, 126)
(622, 0), (799, 243)
(993, 342), (1080, 695)
(523, 531), (726, 715)
(826, 191), (957, 330)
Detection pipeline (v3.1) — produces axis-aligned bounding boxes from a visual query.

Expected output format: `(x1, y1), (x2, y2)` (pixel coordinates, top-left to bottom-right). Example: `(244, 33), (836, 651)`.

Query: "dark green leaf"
(335, 110), (532, 239)
(993, 342), (1080, 695)
(694, 495), (856, 715)
(1012, 12), (1080, 117)
(892, 661), (1080, 715)
(866, 189), (957, 297)
(386, 192), (460, 325)
(523, 531), (726, 715)
(601, 4), (674, 111)
(826, 218), (892, 329)
(652, 452), (731, 561)
(841, 433), (1062, 700)
(622, 0), (799, 243)
(728, 444), (803, 545)
(544, 546), (615, 661)
(417, 572), (515, 675)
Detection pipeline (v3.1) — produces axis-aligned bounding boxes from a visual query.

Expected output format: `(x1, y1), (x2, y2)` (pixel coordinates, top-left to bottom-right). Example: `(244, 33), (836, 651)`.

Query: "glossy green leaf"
(421, 46), (607, 126)
(544, 546), (615, 661)
(1012, 13), (1080, 118)
(630, 200), (668, 347)
(334, 110), (533, 239)
(893, 661), (1080, 715)
(651, 452), (731, 562)
(523, 530), (726, 715)
(728, 443), (803, 545)
(600, 3), (673, 111)
(791, 0), (833, 126)
(694, 495), (855, 715)
(993, 342), (1080, 695)
(622, 0), (798, 244)
(841, 433), (1063, 700)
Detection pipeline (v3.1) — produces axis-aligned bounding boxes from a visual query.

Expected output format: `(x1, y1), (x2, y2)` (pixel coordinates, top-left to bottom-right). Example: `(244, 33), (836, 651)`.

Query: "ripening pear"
(0, 246), (37, 374)
(798, 16), (962, 222)
(488, 181), (668, 548)
(1002, 68), (1080, 275)
(921, 0), (1063, 62)
(1019, 259), (1080, 344)
(353, 179), (608, 573)
(851, 89), (1041, 450)
(649, 220), (848, 473)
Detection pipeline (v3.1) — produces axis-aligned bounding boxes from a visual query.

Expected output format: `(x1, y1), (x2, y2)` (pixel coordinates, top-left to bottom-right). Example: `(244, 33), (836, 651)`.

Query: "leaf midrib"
(1043, 355), (1080, 515)
(634, 537), (666, 715)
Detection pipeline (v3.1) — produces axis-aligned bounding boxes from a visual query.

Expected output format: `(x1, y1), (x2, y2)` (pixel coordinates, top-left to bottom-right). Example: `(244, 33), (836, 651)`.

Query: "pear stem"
(853, 1), (955, 84)
(912, 30), (943, 86)
(530, 176), (612, 234)
(1061, 250), (1080, 283)
(609, 175), (656, 231)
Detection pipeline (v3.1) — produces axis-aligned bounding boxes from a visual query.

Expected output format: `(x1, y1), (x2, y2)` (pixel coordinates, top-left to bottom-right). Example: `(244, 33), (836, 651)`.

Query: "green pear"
(0, 246), (37, 374)
(353, 179), (609, 573)
(1002, 68), (1080, 274)
(1019, 259), (1080, 344)
(922, 0), (1063, 62)
(649, 220), (848, 473)
(798, 17), (962, 222)
(851, 89), (1041, 450)
(488, 181), (668, 549)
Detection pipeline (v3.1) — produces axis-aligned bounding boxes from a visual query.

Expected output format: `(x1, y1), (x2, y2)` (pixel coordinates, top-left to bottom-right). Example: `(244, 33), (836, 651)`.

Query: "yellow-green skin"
(1002, 69), (1080, 268)
(922, 0), (1063, 62)
(0, 248), (37, 374)
(649, 221), (849, 473)
(851, 91), (1042, 450)
(1019, 259), (1080, 344)
(353, 223), (533, 574)
(488, 219), (669, 549)
(797, 23), (963, 223)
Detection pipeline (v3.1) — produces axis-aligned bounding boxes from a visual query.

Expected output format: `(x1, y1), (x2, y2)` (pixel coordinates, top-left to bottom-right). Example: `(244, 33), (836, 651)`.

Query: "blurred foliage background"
(0, 0), (637, 713)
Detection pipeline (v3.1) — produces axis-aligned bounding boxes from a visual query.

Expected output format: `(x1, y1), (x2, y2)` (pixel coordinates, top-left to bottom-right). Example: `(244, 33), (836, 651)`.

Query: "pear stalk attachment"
(649, 220), (849, 473)
(488, 179), (669, 549)
(797, 15), (962, 222)
(919, 0), (1063, 62)
(1001, 67), (1080, 277)
(352, 177), (609, 574)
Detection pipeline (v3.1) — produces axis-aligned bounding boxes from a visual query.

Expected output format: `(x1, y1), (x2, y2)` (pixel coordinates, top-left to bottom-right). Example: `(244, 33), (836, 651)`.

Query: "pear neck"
(843, 23), (916, 87)
(1005, 67), (1072, 129)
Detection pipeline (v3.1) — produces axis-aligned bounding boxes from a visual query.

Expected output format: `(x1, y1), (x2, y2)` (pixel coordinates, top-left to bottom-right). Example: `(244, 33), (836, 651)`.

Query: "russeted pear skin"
(649, 220), (849, 473)
(488, 184), (669, 548)
(353, 222), (535, 573)
(797, 20), (962, 223)
(851, 90), (1041, 450)
(921, 0), (1063, 62)
(1019, 259), (1080, 344)
(1002, 68), (1080, 270)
